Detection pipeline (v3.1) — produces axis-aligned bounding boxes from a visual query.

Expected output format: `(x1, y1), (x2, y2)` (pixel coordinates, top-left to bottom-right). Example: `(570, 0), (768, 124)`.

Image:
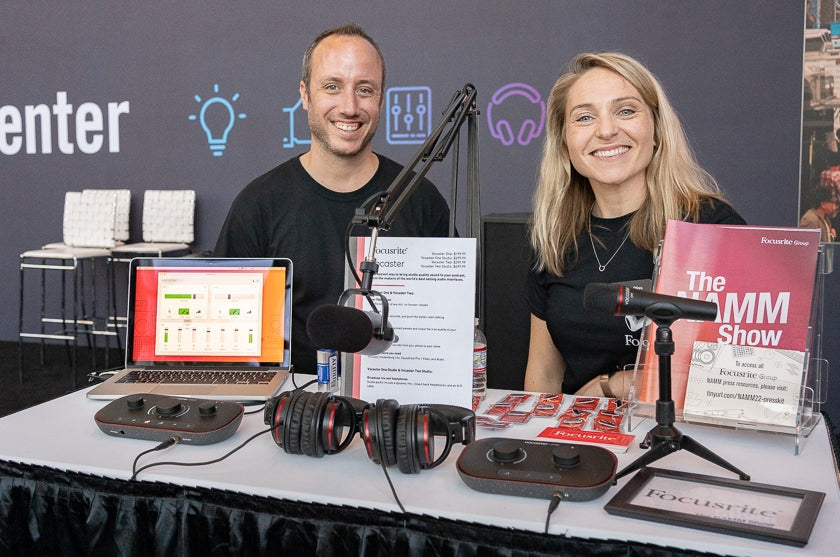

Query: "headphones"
(264, 390), (476, 474)
(486, 82), (546, 146)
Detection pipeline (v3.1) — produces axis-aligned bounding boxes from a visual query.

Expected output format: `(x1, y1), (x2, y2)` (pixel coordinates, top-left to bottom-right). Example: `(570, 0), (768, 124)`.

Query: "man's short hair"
(814, 185), (839, 208)
(301, 23), (386, 92)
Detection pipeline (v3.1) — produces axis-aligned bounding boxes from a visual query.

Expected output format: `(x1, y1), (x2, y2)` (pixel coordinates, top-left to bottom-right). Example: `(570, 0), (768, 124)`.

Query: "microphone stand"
(348, 84), (480, 309)
(615, 313), (751, 481)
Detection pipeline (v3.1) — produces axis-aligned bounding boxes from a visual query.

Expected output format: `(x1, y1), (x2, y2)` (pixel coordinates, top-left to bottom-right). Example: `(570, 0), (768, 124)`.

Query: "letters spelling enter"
(1, 91), (130, 155)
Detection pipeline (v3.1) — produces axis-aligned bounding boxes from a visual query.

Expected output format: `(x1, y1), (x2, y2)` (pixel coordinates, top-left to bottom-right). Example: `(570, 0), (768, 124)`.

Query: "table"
(0, 381), (837, 556)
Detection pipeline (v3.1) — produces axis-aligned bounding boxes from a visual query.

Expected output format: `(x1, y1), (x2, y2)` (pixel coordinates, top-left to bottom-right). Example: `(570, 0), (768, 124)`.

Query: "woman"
(524, 52), (745, 397)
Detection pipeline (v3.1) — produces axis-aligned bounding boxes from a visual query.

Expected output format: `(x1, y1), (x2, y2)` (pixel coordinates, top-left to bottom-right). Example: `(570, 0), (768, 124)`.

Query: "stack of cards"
(474, 393), (635, 452)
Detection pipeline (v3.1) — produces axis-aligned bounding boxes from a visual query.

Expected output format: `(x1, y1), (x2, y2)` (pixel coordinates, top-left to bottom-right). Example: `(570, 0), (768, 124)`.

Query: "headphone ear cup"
(265, 392), (290, 448)
(319, 397), (355, 454)
(285, 390), (312, 455)
(299, 392), (329, 458)
(395, 405), (426, 474)
(364, 398), (399, 466)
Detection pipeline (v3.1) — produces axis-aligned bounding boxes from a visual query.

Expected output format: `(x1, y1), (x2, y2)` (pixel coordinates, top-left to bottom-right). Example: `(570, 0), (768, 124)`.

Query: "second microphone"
(306, 304), (398, 355)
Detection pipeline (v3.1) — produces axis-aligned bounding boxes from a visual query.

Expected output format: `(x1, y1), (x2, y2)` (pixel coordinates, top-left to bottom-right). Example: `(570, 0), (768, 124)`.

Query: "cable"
(243, 402), (266, 416)
(130, 435), (181, 480)
(344, 219), (364, 290)
(342, 195), (386, 314)
(86, 366), (126, 384)
(379, 460), (406, 513)
(544, 491), (564, 534)
(125, 391), (419, 518)
(289, 367), (318, 390)
(129, 427), (274, 481)
(290, 373), (317, 391)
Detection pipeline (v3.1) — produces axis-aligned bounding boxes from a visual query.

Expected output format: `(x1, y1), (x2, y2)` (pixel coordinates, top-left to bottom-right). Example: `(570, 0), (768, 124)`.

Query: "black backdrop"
(4, 2), (836, 419)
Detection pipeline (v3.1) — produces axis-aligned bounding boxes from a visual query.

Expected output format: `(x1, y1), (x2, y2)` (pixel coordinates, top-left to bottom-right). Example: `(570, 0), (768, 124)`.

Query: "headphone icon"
(264, 390), (476, 474)
(486, 83), (546, 146)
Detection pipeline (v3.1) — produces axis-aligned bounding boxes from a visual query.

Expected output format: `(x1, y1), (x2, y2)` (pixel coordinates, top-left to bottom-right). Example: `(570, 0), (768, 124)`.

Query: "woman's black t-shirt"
(526, 199), (745, 393)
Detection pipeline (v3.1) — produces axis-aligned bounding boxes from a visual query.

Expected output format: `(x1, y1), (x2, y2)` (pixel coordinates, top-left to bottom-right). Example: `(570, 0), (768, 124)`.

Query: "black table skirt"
(0, 459), (728, 557)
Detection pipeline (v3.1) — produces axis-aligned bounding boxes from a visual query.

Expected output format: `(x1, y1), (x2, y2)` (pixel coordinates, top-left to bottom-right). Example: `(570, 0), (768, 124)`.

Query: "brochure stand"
(794, 242), (833, 454)
(628, 239), (830, 455)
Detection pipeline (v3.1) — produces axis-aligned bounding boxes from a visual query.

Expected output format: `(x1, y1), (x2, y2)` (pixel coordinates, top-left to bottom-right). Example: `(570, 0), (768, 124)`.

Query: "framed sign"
(605, 467), (824, 547)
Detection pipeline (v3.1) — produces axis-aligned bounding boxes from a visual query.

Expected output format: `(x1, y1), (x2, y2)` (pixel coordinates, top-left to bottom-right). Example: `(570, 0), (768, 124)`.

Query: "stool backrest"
(62, 190), (120, 248)
(83, 189), (131, 242)
(141, 189), (195, 244)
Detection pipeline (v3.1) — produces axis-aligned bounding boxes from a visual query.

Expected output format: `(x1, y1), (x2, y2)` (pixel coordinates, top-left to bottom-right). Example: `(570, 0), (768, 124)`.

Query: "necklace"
(588, 207), (631, 272)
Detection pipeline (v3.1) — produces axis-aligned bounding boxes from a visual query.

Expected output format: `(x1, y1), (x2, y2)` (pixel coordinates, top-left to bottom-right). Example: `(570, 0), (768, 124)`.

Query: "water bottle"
(473, 318), (487, 400)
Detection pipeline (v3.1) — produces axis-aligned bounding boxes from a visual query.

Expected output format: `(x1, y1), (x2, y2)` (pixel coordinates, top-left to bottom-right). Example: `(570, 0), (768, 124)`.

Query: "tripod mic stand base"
(614, 423), (750, 482)
(615, 322), (750, 483)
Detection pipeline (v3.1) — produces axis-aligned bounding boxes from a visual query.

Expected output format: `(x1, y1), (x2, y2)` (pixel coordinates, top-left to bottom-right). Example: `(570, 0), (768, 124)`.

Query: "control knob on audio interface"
(457, 437), (617, 501)
(94, 393), (244, 445)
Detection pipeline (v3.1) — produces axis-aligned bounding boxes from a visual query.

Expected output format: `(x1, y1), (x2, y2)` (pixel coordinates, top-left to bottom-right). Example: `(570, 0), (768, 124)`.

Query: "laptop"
(87, 257), (293, 401)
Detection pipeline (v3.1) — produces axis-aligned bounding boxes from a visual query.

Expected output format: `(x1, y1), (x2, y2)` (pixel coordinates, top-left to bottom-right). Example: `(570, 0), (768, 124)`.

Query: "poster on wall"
(802, 0), (840, 242)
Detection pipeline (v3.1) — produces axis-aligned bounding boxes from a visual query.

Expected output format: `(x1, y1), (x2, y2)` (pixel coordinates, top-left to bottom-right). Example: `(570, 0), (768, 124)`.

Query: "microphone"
(583, 282), (718, 323)
(306, 304), (397, 355)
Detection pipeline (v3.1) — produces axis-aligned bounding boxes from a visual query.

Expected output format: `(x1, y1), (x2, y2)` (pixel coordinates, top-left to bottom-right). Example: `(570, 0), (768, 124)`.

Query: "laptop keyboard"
(116, 369), (278, 385)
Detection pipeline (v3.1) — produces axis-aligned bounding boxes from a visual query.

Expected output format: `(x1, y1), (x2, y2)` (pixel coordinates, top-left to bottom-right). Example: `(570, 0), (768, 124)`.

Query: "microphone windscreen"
(306, 305), (375, 353)
(582, 282), (620, 315)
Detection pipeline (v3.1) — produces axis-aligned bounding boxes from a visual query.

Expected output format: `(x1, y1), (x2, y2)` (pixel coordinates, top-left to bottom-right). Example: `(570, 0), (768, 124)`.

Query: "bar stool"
(19, 190), (124, 386)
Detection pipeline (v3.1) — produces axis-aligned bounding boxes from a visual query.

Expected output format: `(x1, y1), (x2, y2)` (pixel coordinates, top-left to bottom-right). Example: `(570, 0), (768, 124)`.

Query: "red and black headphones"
(264, 390), (476, 474)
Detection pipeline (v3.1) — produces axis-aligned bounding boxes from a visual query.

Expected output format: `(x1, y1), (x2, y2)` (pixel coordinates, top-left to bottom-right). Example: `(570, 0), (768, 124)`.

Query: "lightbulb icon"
(189, 84), (246, 156)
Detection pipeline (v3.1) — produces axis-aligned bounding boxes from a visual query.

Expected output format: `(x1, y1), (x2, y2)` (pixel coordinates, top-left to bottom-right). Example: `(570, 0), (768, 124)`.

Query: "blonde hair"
(531, 52), (726, 276)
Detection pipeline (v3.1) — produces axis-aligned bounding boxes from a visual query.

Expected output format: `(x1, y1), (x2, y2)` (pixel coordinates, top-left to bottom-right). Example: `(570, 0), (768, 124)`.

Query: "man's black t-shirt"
(214, 154), (450, 374)
(526, 199), (745, 393)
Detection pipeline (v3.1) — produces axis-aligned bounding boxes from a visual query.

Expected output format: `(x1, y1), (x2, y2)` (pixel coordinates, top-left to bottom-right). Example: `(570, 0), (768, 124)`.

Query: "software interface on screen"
(130, 265), (289, 364)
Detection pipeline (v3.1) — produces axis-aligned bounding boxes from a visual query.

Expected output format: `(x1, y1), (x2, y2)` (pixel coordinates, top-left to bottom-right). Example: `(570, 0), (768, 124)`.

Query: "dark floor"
(0, 341), (123, 418)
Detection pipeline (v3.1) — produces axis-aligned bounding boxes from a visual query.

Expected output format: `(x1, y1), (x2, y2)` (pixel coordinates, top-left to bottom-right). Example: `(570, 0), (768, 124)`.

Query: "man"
(214, 24), (451, 374)
(799, 187), (838, 242)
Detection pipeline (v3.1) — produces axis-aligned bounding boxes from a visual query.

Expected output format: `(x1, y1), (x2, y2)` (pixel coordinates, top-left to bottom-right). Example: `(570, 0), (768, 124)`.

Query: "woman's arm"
(524, 314), (566, 393)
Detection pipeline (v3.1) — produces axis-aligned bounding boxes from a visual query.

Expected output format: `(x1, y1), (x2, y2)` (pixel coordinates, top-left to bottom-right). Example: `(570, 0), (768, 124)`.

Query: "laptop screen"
(125, 258), (292, 368)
